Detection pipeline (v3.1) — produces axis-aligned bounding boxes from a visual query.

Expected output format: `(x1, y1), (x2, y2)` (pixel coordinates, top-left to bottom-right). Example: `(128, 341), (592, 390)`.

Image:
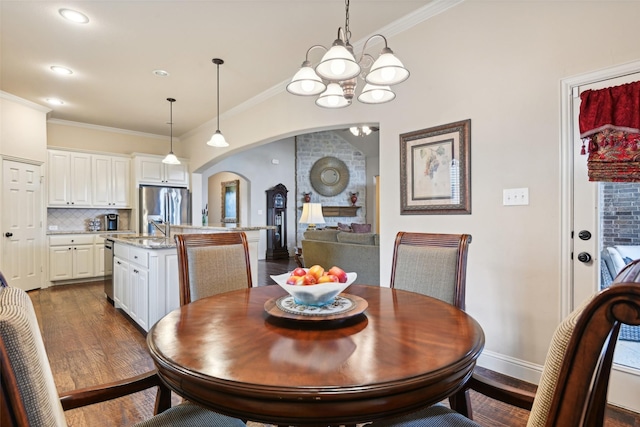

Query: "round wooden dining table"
(147, 284), (485, 426)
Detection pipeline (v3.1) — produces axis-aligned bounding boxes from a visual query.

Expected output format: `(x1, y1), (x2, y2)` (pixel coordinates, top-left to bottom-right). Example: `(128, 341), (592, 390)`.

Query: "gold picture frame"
(400, 119), (471, 215)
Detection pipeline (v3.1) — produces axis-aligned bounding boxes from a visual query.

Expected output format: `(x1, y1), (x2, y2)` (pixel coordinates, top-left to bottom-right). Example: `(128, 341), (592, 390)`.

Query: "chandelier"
(287, 0), (409, 109)
(350, 125), (378, 137)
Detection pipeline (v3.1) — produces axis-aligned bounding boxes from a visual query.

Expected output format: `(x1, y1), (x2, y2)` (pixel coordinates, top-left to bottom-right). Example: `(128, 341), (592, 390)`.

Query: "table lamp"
(299, 203), (325, 230)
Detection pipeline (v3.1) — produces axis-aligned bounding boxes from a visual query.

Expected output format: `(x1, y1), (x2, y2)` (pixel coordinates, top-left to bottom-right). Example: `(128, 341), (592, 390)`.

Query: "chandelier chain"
(344, 0), (351, 44)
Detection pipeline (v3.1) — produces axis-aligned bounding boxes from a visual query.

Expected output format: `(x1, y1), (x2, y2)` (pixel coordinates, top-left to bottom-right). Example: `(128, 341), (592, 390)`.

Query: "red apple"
(328, 266), (348, 283)
(291, 267), (306, 277)
(299, 274), (317, 286)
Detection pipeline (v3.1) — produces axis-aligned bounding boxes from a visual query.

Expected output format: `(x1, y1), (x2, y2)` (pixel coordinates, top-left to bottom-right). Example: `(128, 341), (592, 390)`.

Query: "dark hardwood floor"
(26, 258), (640, 426)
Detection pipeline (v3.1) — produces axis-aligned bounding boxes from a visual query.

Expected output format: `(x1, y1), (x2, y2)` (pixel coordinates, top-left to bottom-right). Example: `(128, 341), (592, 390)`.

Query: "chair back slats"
(0, 286), (68, 427)
(174, 232), (252, 306)
(528, 260), (640, 427)
(390, 232), (472, 310)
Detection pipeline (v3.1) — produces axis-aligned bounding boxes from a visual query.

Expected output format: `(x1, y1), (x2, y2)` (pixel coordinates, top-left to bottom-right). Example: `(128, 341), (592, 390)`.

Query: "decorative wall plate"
(309, 156), (350, 197)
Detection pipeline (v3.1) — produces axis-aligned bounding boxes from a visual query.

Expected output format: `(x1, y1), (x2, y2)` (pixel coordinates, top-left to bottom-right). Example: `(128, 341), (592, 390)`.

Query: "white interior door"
(2, 159), (43, 291)
(570, 70), (640, 413)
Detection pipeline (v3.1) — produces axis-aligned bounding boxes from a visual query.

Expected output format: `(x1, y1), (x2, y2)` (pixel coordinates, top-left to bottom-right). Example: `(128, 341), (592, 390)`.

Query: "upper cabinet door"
(111, 157), (131, 207)
(92, 155), (112, 207)
(164, 163), (189, 186)
(48, 151), (71, 206)
(69, 153), (92, 206)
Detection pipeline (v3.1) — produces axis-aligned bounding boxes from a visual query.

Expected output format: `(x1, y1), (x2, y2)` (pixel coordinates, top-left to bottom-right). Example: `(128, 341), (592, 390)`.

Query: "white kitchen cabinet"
(94, 236), (105, 276)
(48, 235), (95, 281)
(134, 155), (189, 187)
(112, 241), (179, 331)
(48, 150), (92, 207)
(92, 155), (131, 208)
(129, 263), (149, 330)
(113, 255), (130, 312)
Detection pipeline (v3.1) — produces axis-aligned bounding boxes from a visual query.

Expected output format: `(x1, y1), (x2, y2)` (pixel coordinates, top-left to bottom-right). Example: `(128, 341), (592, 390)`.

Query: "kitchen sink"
(119, 235), (168, 241)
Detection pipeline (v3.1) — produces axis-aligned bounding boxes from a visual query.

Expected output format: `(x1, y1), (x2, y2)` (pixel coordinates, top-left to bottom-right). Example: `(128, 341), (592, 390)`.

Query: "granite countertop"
(106, 234), (176, 249)
(106, 224), (275, 250)
(47, 230), (136, 236)
(176, 224), (276, 231)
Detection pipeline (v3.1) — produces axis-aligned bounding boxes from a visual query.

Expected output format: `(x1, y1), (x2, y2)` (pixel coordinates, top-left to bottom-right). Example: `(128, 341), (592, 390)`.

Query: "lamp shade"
(316, 83), (349, 109)
(162, 153), (180, 164)
(299, 203), (325, 229)
(357, 84), (396, 104)
(365, 48), (410, 86)
(207, 130), (229, 147)
(315, 42), (360, 81)
(287, 62), (327, 96)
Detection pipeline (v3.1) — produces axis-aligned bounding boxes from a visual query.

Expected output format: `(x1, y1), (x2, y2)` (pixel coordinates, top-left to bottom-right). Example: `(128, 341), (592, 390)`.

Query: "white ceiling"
(1, 1), (434, 140)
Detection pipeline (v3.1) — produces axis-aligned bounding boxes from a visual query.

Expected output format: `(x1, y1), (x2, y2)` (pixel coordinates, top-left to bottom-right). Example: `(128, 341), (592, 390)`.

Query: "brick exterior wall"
(600, 182), (640, 248)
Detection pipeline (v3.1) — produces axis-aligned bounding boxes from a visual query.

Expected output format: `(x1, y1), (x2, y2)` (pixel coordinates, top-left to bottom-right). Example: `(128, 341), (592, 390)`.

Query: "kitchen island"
(105, 224), (275, 331)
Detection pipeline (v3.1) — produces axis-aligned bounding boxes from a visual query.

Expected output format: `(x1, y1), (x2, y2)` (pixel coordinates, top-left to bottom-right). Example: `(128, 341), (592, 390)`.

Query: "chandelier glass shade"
(287, 0), (409, 108)
(207, 58), (229, 147)
(162, 98), (180, 165)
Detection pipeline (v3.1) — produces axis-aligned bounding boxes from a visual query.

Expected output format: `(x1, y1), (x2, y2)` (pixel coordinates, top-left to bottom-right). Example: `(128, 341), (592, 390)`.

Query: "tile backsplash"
(47, 208), (132, 232)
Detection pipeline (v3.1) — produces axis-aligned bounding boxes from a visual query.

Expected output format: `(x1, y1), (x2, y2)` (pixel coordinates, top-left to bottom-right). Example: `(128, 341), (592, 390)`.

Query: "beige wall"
(0, 95), (49, 162)
(47, 121), (182, 157)
(180, 1), (640, 374)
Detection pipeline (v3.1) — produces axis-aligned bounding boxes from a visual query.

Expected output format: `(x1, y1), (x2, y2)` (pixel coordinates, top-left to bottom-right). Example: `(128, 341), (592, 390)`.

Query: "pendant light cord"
(167, 97), (175, 152)
(213, 58), (224, 132)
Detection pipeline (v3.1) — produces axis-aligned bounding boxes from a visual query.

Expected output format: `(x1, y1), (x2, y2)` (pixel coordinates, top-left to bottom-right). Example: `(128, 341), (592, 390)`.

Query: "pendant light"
(207, 58), (229, 147)
(162, 98), (180, 165)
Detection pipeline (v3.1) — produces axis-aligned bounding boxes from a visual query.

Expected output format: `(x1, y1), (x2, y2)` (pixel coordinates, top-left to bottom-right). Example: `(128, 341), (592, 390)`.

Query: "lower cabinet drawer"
(129, 247), (149, 269)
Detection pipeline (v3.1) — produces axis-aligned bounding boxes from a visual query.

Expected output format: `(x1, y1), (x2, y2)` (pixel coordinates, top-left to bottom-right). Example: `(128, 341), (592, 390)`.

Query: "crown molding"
(0, 91), (52, 113)
(47, 118), (178, 141)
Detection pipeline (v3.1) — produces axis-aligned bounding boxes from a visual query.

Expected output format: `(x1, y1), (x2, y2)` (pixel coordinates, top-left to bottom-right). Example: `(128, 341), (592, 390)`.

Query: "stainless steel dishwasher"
(104, 238), (114, 304)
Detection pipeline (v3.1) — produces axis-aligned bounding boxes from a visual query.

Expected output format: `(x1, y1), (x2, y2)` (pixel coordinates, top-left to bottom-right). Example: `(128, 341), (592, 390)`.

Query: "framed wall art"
(400, 119), (471, 215)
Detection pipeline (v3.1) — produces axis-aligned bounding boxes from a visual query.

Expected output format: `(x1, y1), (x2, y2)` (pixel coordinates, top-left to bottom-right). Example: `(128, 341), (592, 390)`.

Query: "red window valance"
(579, 80), (640, 182)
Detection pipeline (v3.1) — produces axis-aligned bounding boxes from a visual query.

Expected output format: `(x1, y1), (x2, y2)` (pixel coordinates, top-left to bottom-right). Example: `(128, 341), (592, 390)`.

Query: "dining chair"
(370, 259), (640, 427)
(0, 283), (246, 427)
(389, 232), (473, 415)
(174, 232), (252, 306)
(390, 232), (472, 310)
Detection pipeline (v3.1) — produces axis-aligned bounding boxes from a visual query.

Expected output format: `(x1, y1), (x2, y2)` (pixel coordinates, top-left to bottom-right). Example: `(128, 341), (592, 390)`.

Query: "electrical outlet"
(503, 188), (529, 206)
(48, 225), (59, 230)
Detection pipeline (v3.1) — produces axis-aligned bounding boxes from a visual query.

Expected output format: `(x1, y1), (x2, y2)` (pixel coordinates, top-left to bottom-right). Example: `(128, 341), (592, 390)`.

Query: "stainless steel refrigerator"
(139, 185), (191, 233)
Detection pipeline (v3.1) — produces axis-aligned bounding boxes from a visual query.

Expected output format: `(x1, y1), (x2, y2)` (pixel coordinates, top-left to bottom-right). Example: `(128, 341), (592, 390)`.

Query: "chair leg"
(154, 383), (172, 414)
(449, 389), (472, 419)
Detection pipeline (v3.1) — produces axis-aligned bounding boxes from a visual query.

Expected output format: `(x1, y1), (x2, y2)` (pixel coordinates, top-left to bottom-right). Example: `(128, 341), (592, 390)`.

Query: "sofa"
(601, 245), (640, 282)
(301, 229), (380, 286)
(600, 245), (640, 342)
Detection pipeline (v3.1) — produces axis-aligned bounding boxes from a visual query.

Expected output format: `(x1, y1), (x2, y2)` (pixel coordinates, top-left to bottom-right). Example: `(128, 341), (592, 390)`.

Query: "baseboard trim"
(477, 349), (543, 386)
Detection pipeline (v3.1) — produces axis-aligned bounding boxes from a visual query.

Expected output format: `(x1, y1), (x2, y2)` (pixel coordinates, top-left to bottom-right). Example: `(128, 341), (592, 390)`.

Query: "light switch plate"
(503, 188), (529, 206)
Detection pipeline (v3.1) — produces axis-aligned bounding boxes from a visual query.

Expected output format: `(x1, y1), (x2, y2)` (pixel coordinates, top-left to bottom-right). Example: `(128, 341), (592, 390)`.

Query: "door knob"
(577, 252), (592, 263)
(578, 230), (592, 241)
(5, 232), (13, 237)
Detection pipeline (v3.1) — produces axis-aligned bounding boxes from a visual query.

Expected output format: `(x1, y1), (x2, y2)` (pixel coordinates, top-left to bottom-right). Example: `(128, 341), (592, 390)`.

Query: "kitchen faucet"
(148, 219), (170, 238)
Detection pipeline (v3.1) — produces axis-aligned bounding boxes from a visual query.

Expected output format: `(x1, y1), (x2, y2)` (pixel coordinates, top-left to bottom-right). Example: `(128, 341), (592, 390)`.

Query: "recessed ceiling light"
(59, 8), (89, 24)
(50, 66), (73, 75)
(46, 98), (64, 106)
(153, 69), (170, 77)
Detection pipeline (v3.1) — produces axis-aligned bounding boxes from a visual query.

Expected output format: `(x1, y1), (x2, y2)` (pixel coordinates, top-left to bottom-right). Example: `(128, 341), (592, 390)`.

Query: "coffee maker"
(105, 214), (119, 231)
